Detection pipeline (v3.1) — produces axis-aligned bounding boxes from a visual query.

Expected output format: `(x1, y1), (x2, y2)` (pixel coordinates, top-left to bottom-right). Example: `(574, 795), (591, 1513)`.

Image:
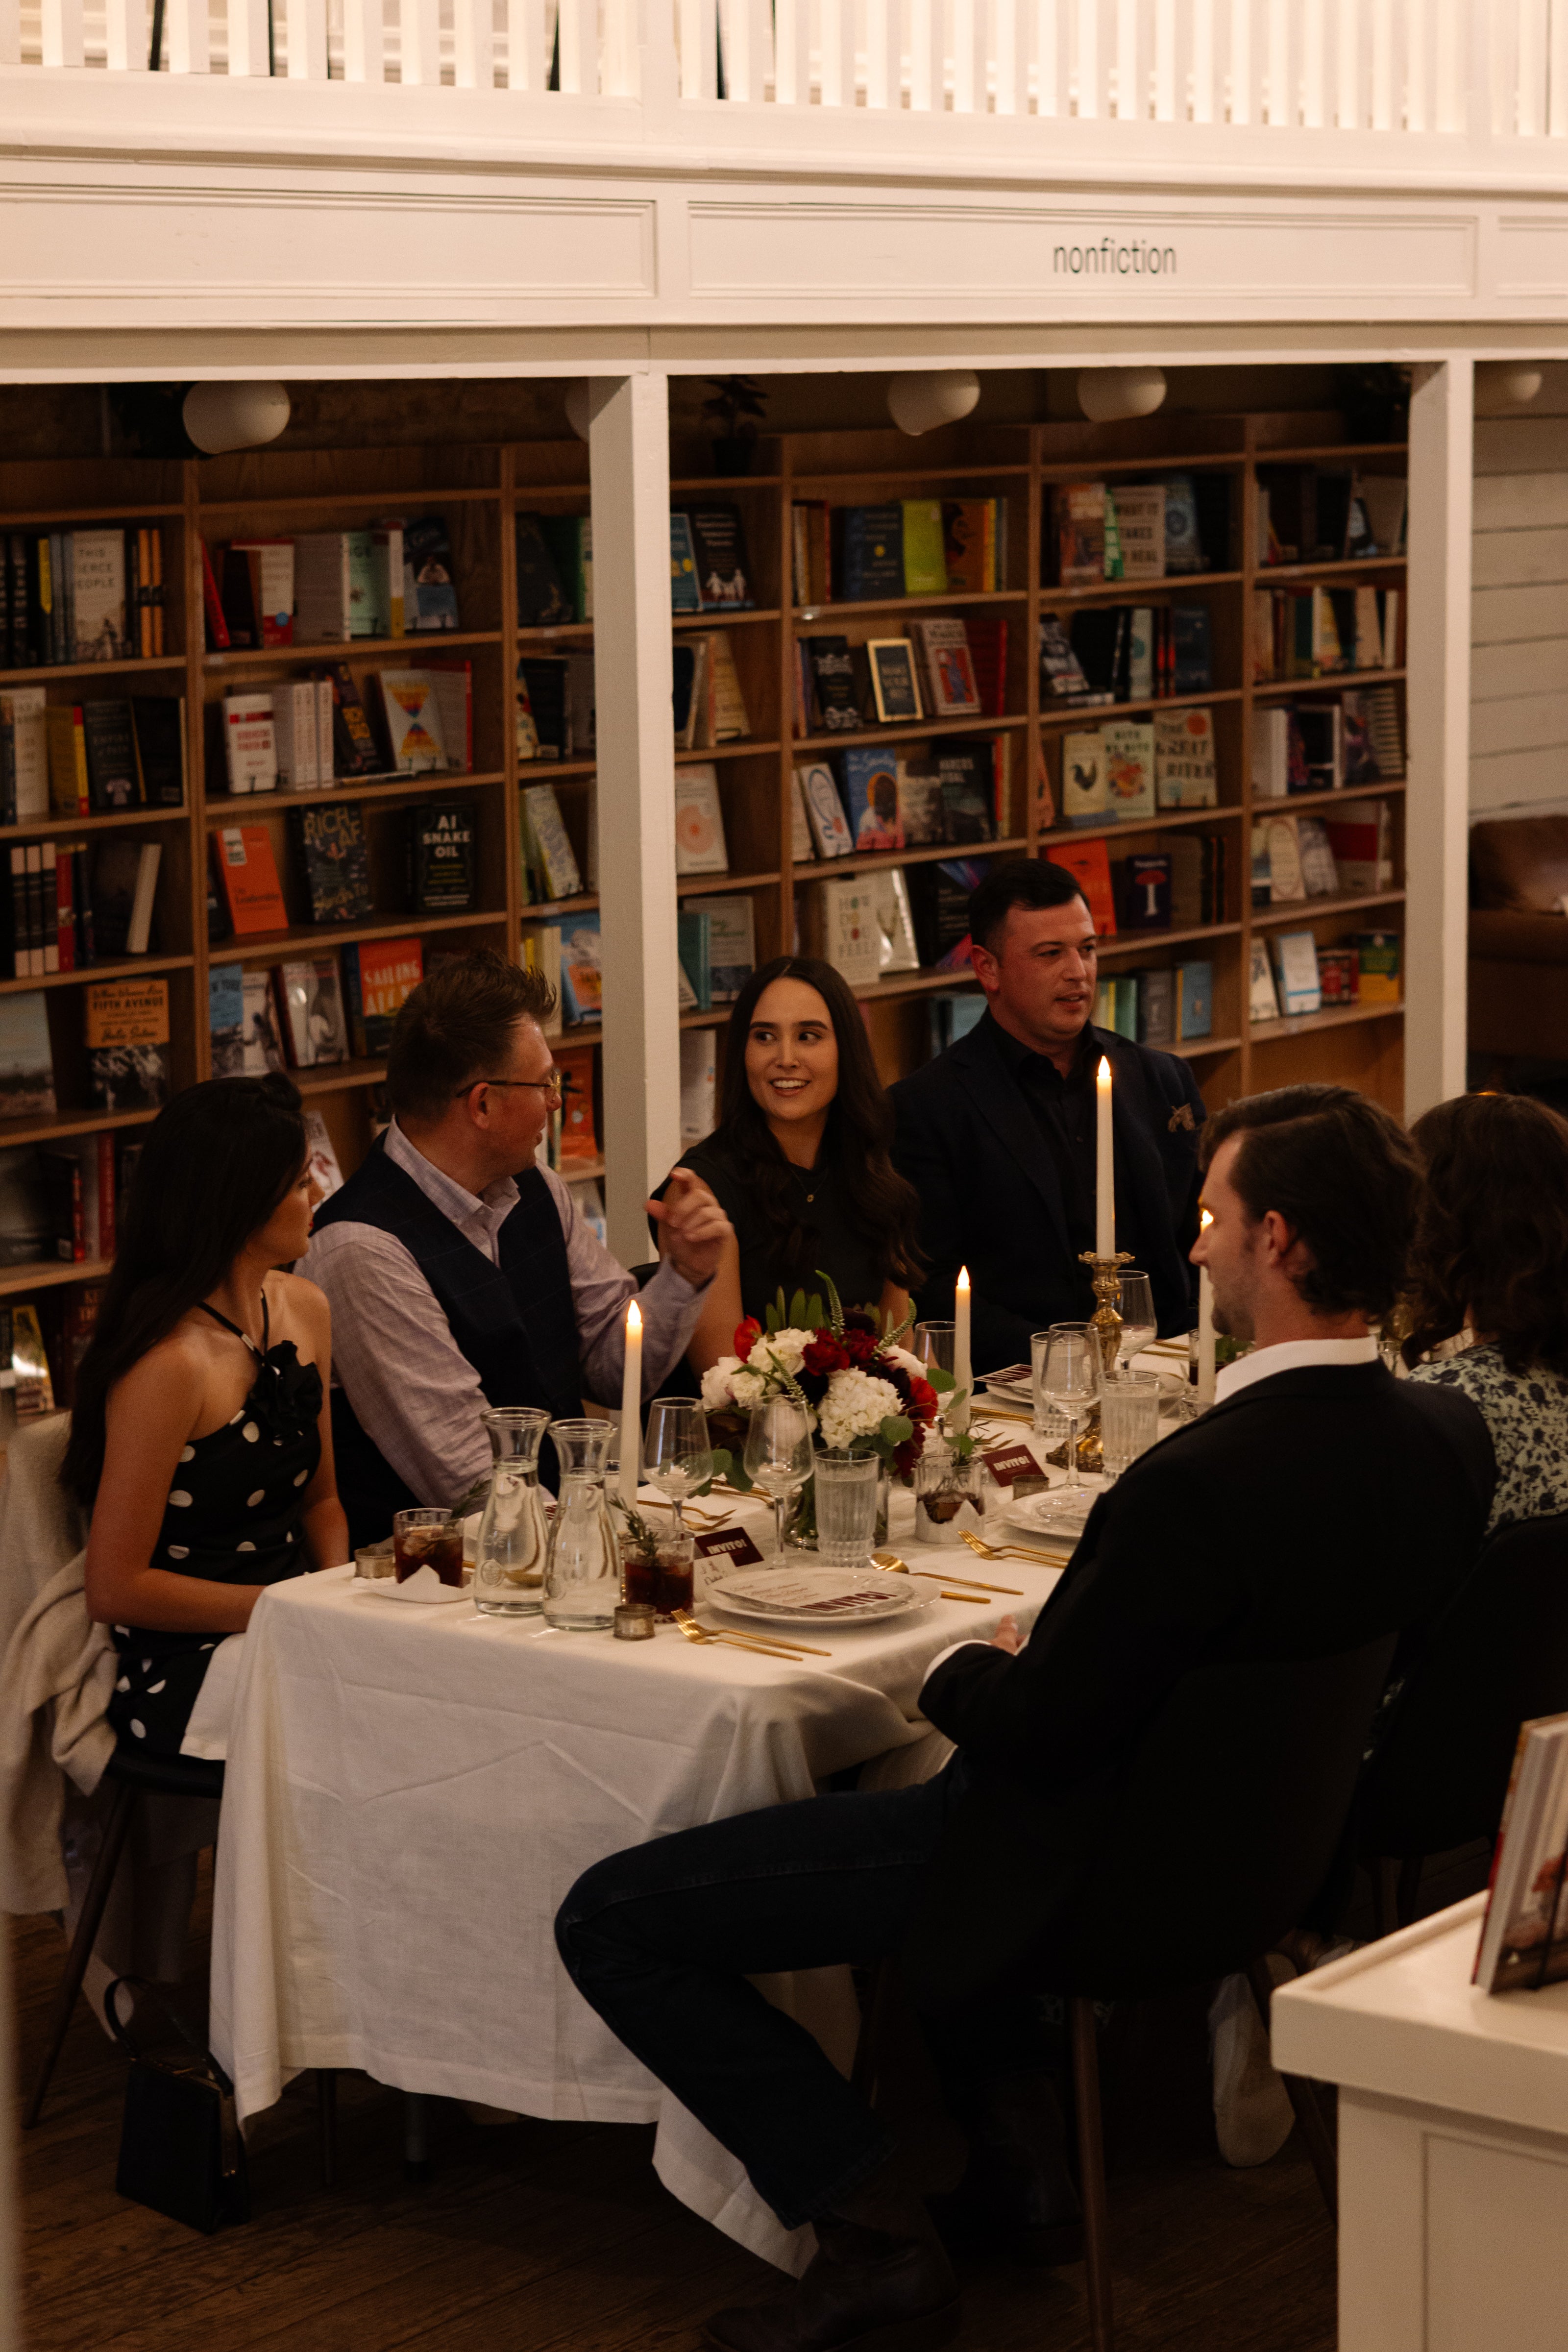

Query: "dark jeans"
(556, 1767), (970, 2230)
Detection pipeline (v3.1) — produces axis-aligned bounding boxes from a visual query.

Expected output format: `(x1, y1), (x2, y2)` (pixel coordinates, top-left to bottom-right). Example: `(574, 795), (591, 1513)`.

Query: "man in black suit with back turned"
(891, 859), (1207, 1364)
(557, 1085), (1494, 2352)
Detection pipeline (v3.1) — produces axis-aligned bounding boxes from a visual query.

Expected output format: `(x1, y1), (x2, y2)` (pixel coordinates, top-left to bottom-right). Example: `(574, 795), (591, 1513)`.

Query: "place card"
(982, 1442), (1043, 1488)
(695, 1526), (765, 1568)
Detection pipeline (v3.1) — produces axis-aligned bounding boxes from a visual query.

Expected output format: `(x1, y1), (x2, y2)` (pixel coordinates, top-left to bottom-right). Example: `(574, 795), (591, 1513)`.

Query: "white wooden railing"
(5, 0), (1568, 158)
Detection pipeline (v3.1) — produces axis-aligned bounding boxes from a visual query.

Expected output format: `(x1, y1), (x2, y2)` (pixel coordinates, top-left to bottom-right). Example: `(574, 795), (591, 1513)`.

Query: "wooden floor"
(10, 1870), (1338, 2352)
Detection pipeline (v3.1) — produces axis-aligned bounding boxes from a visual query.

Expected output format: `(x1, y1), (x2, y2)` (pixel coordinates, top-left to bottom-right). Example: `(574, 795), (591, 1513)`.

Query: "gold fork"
(872, 1549), (1023, 1599)
(670, 1608), (830, 1661)
(960, 1530), (1073, 1568)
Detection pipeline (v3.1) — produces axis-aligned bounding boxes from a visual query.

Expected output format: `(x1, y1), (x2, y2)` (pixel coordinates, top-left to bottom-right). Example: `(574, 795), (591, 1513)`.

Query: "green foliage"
(879, 1415), (913, 1448)
(925, 1367), (956, 1394)
(765, 1286), (826, 1335)
(815, 1269), (847, 1337)
(612, 1496), (664, 1556)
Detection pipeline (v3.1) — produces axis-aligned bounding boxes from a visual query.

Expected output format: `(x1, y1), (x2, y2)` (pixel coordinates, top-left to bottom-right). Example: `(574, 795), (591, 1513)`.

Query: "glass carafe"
(542, 1419), (620, 1631)
(473, 1407), (551, 1617)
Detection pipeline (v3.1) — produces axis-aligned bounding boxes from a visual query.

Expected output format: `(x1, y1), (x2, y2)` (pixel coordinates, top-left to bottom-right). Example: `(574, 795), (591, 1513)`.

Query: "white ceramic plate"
(998, 1486), (1101, 1541)
(703, 1564), (928, 1626)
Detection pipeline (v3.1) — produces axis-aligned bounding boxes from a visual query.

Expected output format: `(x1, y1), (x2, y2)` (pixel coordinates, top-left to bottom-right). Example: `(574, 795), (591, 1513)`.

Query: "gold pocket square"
(1168, 1104), (1196, 1133)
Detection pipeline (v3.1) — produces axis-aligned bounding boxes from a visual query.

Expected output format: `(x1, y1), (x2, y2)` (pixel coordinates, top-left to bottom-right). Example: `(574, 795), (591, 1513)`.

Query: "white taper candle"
(619, 1297), (642, 1502)
(953, 1266), (972, 1436)
(1197, 1211), (1216, 1407)
(1095, 1056), (1115, 1258)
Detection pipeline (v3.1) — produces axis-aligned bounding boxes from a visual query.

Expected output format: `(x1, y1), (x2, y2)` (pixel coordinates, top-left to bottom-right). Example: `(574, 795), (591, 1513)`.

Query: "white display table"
(1272, 1894), (1568, 2352)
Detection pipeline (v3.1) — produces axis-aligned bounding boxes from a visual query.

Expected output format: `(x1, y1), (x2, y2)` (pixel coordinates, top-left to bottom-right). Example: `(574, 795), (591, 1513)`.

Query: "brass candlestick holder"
(1080, 1249), (1135, 1378)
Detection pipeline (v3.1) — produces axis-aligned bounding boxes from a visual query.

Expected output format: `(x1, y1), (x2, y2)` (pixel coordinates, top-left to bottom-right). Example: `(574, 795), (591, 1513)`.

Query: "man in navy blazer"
(890, 861), (1206, 1365)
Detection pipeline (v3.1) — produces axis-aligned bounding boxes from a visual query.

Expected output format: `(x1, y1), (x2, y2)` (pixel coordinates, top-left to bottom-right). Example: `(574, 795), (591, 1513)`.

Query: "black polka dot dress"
(108, 1301), (323, 1759)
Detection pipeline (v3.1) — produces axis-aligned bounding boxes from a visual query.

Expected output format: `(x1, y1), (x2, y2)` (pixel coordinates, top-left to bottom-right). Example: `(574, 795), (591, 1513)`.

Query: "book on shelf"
(1039, 613), (1107, 707)
(40, 1130), (117, 1264)
(1093, 975), (1139, 1039)
(229, 540), (295, 647)
(221, 692), (278, 797)
(293, 534), (358, 643)
(672, 637), (708, 750)
(302, 1110), (344, 1200)
(684, 506), (754, 610)
(871, 866), (920, 974)
(900, 500), (947, 598)
(1046, 839), (1115, 935)
(1345, 684), (1404, 779)
(689, 894), (756, 1003)
(555, 1045), (599, 1163)
(1295, 816), (1339, 896)
(677, 907), (711, 1011)
(1167, 833), (1228, 929)
(1317, 945), (1359, 1005)
(91, 838), (161, 957)
(1176, 959), (1213, 1039)
(1323, 800), (1394, 892)
(241, 969), (286, 1074)
(1113, 486), (1166, 581)
(1172, 606), (1212, 695)
(86, 976), (168, 1108)
(791, 501), (832, 607)
(669, 514), (703, 615)
(811, 874), (884, 987)
(402, 515), (461, 632)
(674, 764), (728, 876)
(515, 514), (574, 626)
(69, 530), (130, 663)
(408, 799), (477, 915)
(866, 640), (922, 725)
(1271, 929), (1323, 1018)
(1354, 930), (1401, 1003)
(1119, 852), (1171, 931)
(1057, 484), (1106, 588)
(679, 1028), (716, 1147)
(1473, 1713), (1568, 1995)
(516, 656), (569, 760)
(537, 514), (591, 626)
(277, 956), (350, 1067)
(964, 613), (1008, 718)
(1134, 966), (1176, 1046)
(518, 920), (564, 1042)
(801, 637), (860, 735)
(270, 679), (325, 792)
(555, 918), (602, 1025)
(0, 1148), (50, 1263)
(560, 652), (593, 763)
(1253, 814), (1307, 904)
(942, 499), (1004, 593)
(520, 782), (582, 903)
(834, 506), (905, 602)
(795, 761), (854, 859)
(1248, 938), (1281, 1024)
(43, 705), (88, 817)
(904, 857), (987, 971)
(788, 769), (815, 863)
(376, 668), (449, 773)
(690, 632), (748, 743)
(933, 741), (997, 844)
(290, 803), (373, 925)
(11, 1300), (54, 1419)
(1151, 706), (1216, 808)
(1102, 719), (1156, 824)
(343, 937), (424, 1058)
(895, 756), (944, 846)
(928, 991), (987, 1056)
(840, 746), (902, 852)
(0, 688), (49, 823)
(1061, 729), (1106, 829)
(212, 824), (288, 936)
(910, 618), (981, 718)
(209, 964), (244, 1075)
(328, 665), (386, 780)
(8, 843), (47, 979)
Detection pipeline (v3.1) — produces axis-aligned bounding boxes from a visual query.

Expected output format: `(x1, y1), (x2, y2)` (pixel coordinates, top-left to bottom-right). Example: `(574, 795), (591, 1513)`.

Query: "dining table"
(207, 1421), (1096, 2272)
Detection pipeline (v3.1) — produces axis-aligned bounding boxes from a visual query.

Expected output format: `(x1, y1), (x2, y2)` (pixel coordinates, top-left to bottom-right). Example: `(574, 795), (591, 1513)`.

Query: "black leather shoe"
(928, 2072), (1084, 2268)
(703, 2212), (960, 2352)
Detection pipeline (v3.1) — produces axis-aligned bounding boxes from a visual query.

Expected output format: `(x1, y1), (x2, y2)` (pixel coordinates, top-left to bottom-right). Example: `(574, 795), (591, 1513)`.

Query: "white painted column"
(1405, 355), (1473, 1120)
(588, 373), (682, 1267)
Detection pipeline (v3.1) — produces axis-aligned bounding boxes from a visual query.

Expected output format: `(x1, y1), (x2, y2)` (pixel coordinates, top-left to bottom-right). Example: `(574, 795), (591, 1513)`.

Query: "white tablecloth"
(208, 1480), (1064, 2270)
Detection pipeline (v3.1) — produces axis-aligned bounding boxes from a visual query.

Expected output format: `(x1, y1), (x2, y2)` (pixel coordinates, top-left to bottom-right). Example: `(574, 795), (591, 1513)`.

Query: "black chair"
(24, 1743), (224, 2130)
(1360, 1510), (1568, 1933)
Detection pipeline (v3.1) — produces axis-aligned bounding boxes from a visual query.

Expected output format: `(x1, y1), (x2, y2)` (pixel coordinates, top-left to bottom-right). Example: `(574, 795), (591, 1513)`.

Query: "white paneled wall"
(1472, 381), (1568, 821)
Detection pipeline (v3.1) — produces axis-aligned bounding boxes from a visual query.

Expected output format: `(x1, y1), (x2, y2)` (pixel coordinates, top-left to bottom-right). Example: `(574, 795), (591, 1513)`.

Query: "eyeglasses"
(455, 1074), (565, 1104)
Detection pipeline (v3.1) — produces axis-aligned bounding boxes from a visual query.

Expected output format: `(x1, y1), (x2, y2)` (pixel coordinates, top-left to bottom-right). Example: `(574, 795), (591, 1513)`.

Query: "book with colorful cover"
(85, 977), (166, 1109)
(1045, 839), (1116, 935)
(290, 803), (373, 925)
(839, 746), (902, 851)
(212, 824), (288, 935)
(343, 937), (424, 1058)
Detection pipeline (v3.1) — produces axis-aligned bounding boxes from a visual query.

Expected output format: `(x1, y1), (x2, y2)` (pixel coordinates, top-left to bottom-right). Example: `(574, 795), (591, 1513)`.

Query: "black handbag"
(106, 1977), (250, 2234)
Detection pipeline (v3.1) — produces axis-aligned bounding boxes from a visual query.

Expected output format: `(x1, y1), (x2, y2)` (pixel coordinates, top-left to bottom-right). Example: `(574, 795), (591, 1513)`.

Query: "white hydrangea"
(730, 1368), (766, 1411)
(700, 1356), (743, 1412)
(747, 1327), (816, 1377)
(817, 1371), (903, 1453)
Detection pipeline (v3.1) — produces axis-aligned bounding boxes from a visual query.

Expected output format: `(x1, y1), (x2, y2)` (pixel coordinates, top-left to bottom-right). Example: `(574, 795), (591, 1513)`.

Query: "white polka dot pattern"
(167, 1545), (189, 1560)
(247, 1490), (264, 1508)
(243, 1422), (259, 1443)
(179, 1446), (196, 1464)
(169, 1490), (193, 1508)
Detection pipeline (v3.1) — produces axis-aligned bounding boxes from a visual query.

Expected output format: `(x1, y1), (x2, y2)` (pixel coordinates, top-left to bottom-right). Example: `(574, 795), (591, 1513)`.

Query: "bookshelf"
(0, 402), (1408, 1337)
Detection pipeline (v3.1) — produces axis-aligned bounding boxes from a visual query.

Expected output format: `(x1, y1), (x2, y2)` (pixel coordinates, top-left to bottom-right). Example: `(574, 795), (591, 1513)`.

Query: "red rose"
(906, 1376), (939, 1421)
(734, 1317), (762, 1360)
(840, 1326), (880, 1367)
(803, 1335), (851, 1378)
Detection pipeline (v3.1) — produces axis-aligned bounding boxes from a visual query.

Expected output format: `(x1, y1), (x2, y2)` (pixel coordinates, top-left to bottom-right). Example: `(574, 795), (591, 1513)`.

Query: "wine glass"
(1037, 1326), (1100, 1518)
(1115, 1271), (1157, 1374)
(643, 1397), (714, 1535)
(912, 1321), (956, 1379)
(743, 1398), (815, 1562)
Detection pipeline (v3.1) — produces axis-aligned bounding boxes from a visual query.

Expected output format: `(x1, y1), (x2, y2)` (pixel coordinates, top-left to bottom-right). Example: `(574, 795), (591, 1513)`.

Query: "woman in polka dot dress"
(63, 1074), (348, 1759)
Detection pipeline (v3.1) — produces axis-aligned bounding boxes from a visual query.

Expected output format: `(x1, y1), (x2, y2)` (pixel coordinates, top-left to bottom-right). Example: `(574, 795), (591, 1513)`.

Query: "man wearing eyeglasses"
(304, 950), (732, 1549)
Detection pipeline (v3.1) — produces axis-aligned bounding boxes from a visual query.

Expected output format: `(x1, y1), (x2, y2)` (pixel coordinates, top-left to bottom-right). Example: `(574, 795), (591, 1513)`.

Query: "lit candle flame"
(1097, 1056), (1112, 1089)
(1200, 1208), (1213, 1230)
(626, 1298), (641, 1333)
(956, 1266), (970, 1293)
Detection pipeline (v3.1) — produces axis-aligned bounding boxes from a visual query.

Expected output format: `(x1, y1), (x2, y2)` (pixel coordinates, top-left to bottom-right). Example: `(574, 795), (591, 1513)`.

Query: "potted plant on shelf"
(702, 376), (769, 476)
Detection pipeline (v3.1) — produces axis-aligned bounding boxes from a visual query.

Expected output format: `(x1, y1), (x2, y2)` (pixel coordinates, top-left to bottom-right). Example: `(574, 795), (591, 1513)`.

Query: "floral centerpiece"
(700, 1277), (947, 1485)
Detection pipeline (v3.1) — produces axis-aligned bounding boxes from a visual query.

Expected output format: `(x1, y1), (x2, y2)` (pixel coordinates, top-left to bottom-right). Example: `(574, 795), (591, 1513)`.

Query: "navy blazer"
(890, 1016), (1206, 1364)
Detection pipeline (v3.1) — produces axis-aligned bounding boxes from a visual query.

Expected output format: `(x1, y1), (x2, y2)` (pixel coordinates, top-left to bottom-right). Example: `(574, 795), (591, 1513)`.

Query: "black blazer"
(889, 1017), (1206, 1362)
(903, 1361), (1497, 2007)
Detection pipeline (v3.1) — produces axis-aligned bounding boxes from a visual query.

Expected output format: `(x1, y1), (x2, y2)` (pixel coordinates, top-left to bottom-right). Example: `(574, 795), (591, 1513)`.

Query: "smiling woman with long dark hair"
(662, 956), (925, 1375)
(63, 1073), (347, 1756)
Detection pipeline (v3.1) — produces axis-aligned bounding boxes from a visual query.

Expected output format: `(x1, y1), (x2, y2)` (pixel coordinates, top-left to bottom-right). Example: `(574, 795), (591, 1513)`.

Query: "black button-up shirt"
(983, 1011), (1099, 1258)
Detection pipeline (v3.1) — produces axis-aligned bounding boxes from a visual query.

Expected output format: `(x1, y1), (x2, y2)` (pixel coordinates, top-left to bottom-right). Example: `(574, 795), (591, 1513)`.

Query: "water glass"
(912, 1322), (956, 1379)
(1099, 1372), (1162, 1483)
(1030, 1324), (1082, 1446)
(813, 1450), (881, 1568)
(1036, 1325), (1100, 1516)
(644, 1396), (714, 1533)
(743, 1398), (815, 1561)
